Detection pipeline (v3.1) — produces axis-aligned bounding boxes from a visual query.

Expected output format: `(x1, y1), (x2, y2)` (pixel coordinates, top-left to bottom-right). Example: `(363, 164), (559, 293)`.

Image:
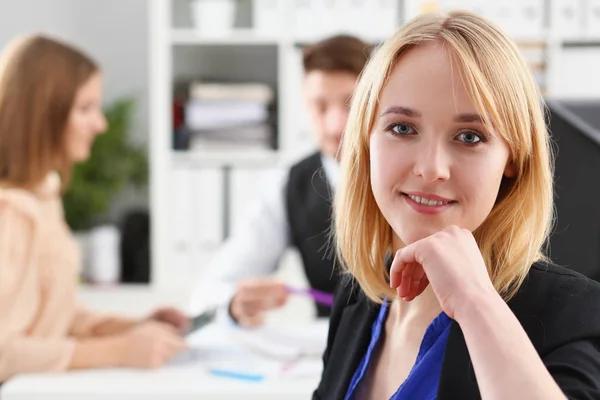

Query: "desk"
(1, 321), (326, 400)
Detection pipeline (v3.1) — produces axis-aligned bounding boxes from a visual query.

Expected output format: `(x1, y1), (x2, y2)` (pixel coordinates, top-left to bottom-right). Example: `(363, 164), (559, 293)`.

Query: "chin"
(393, 224), (445, 246)
(71, 151), (91, 163)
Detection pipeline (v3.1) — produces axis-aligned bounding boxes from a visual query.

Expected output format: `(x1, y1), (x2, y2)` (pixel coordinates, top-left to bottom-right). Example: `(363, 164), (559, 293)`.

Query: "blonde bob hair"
(335, 11), (554, 303)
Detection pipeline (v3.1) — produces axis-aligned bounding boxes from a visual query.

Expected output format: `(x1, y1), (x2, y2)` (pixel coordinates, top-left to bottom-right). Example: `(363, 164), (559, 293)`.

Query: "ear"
(504, 160), (517, 178)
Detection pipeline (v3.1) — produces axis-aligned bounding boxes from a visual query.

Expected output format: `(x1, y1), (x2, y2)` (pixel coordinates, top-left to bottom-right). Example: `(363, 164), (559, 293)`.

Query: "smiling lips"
(402, 191), (455, 215)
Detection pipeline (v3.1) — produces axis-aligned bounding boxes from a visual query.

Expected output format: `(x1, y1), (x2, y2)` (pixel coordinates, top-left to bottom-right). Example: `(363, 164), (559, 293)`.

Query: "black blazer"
(313, 262), (600, 399)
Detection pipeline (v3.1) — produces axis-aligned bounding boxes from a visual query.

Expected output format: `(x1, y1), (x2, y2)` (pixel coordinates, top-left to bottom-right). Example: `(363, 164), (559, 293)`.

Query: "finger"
(389, 250), (407, 289)
(166, 312), (190, 331)
(239, 288), (288, 311)
(416, 276), (430, 297)
(240, 300), (266, 316)
(238, 278), (283, 291)
(240, 313), (265, 327)
(408, 264), (426, 298)
(398, 262), (416, 298)
(162, 331), (188, 348)
(395, 241), (424, 267)
(238, 283), (287, 302)
(237, 287), (275, 302)
(153, 321), (180, 335)
(179, 318), (192, 334)
(274, 291), (289, 307)
(261, 292), (288, 310)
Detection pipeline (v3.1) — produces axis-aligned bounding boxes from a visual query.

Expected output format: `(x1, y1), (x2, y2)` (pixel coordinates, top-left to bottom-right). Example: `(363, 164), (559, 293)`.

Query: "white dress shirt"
(188, 154), (339, 316)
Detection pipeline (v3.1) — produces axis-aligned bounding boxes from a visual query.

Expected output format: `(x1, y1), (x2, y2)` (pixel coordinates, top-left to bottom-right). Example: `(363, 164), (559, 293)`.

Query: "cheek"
(459, 157), (510, 227)
(65, 121), (91, 158)
(369, 135), (404, 202)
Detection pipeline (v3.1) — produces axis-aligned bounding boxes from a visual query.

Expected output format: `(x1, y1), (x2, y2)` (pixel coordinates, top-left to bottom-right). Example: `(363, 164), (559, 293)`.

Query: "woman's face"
(64, 72), (107, 163)
(369, 42), (515, 247)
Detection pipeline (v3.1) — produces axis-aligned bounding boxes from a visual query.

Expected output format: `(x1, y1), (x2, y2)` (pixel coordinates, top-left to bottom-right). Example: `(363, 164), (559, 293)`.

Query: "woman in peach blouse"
(0, 34), (190, 383)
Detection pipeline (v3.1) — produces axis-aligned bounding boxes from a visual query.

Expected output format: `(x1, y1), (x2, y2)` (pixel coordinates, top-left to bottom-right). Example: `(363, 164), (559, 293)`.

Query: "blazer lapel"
(329, 293), (381, 400)
(437, 321), (481, 399)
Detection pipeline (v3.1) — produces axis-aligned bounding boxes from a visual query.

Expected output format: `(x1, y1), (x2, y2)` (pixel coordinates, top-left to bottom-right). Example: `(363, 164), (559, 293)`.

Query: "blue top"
(344, 300), (452, 400)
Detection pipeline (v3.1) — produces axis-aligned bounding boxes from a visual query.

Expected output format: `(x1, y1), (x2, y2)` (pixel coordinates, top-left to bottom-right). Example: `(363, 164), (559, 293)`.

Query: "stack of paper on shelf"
(185, 81), (276, 151)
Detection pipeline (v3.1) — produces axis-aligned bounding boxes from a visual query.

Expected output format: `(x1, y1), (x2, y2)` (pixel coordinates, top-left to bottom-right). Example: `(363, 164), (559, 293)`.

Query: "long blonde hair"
(335, 11), (554, 303)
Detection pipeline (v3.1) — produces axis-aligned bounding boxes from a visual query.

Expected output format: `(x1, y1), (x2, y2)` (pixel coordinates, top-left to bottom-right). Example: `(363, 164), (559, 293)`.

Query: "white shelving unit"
(145, 0), (600, 298)
(147, 0), (400, 295)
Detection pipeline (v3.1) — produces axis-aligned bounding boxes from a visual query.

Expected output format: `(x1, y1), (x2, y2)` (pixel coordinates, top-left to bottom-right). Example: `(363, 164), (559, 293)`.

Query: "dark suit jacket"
(313, 262), (600, 399)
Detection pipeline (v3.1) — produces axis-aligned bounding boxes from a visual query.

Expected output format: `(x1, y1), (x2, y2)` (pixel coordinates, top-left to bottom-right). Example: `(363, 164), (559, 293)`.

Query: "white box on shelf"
(252, 0), (284, 35)
(190, 0), (236, 37)
(316, 0), (339, 36)
(552, 0), (585, 39)
(484, 1), (545, 39)
(371, 0), (400, 37)
(403, 0), (442, 22)
(335, 0), (362, 35)
(514, 0), (545, 39)
(292, 0), (318, 38)
(332, 0), (392, 39)
(586, 0), (600, 38)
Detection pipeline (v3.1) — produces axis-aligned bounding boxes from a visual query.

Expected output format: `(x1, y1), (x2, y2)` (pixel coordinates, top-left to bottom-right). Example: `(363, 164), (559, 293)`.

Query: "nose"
(412, 138), (450, 182)
(96, 112), (108, 133)
(324, 107), (347, 138)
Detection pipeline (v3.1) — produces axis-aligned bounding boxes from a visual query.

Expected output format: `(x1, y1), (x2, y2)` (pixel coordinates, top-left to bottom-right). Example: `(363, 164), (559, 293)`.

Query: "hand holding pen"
(229, 278), (334, 327)
(230, 278), (290, 327)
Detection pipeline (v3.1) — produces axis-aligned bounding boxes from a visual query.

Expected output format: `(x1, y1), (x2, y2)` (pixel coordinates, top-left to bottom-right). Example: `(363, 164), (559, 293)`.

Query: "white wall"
(0, 0), (150, 220)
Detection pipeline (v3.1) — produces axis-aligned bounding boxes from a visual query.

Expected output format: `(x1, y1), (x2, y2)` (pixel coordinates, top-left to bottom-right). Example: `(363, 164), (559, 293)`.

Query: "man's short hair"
(302, 35), (372, 77)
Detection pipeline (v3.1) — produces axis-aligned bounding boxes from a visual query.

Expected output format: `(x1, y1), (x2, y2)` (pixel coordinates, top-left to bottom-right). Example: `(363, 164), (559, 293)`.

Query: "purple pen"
(286, 286), (334, 306)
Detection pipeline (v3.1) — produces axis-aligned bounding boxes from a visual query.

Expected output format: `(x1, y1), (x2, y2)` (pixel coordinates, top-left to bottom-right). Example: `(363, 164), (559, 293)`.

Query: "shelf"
(561, 38), (600, 47)
(292, 34), (389, 47)
(171, 149), (281, 168)
(170, 28), (279, 46)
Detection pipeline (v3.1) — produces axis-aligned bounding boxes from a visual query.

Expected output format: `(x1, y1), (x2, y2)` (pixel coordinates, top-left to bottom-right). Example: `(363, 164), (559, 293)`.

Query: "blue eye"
(456, 131), (483, 144)
(390, 123), (416, 136)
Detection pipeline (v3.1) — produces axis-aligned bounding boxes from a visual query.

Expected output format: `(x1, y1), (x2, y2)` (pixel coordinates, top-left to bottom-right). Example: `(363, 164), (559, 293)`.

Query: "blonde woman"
(0, 34), (189, 383)
(314, 11), (600, 400)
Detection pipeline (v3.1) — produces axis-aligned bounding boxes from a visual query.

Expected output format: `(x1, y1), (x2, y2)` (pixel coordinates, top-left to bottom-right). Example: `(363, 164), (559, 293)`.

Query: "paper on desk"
(170, 320), (328, 379)
(170, 325), (283, 378)
(230, 319), (329, 361)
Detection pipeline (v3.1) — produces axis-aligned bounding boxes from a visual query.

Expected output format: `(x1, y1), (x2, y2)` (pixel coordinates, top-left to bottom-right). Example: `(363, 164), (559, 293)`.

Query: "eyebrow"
(380, 106), (421, 118)
(455, 113), (484, 124)
(379, 106), (485, 124)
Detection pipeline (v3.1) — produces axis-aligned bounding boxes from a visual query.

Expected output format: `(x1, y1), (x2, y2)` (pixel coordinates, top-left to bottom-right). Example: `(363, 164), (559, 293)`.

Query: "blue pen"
(209, 368), (264, 382)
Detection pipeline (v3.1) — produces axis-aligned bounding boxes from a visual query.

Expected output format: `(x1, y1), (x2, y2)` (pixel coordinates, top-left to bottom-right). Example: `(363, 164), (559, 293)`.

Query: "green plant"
(63, 98), (148, 230)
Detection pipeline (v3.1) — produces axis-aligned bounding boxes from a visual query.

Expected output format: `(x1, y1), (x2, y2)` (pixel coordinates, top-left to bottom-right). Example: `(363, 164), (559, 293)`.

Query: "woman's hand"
(389, 225), (497, 319)
(148, 307), (191, 335)
(115, 321), (188, 369)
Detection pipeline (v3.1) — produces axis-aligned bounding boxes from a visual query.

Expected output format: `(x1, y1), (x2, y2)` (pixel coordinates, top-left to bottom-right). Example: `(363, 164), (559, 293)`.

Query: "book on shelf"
(189, 81), (274, 104)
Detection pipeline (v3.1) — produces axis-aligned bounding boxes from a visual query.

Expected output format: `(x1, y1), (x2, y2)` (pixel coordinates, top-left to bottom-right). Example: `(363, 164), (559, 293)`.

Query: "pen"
(285, 286), (334, 306)
(209, 368), (264, 382)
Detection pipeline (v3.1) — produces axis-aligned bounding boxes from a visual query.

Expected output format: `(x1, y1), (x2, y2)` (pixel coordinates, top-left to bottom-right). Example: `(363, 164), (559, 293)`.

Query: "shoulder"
(0, 188), (42, 226)
(328, 273), (379, 341)
(509, 261), (600, 352)
(518, 261), (600, 306)
(289, 151), (323, 178)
